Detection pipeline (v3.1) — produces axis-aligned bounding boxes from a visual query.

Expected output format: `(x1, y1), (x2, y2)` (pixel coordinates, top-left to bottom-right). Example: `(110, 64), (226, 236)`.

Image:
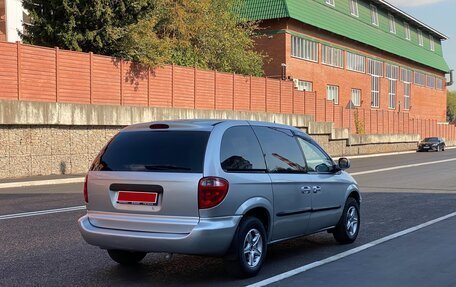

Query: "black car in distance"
(417, 137), (446, 152)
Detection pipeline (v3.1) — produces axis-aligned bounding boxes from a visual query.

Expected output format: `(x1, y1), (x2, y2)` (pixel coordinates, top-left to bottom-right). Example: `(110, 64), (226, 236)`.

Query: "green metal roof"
(239, 0), (450, 72)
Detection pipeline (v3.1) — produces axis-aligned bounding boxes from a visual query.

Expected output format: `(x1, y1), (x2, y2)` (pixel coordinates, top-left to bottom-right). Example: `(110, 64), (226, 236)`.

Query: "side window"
(297, 138), (334, 173)
(220, 126), (267, 172)
(252, 127), (306, 173)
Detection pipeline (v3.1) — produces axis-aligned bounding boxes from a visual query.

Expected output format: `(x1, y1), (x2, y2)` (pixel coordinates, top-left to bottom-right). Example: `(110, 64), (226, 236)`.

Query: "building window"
(346, 52), (365, 73)
(367, 58), (384, 77)
(327, 85), (339, 104)
(404, 22), (411, 40)
(427, 75), (435, 89)
(414, 71), (426, 86)
(401, 68), (412, 111)
(351, 89), (361, 107)
(368, 59), (383, 108)
(295, 80), (313, 92)
(326, 0), (335, 7)
(418, 30), (424, 46)
(371, 5), (379, 26)
(322, 44), (344, 68)
(291, 36), (319, 62)
(389, 14), (396, 34)
(404, 83), (411, 110)
(430, 35), (435, 51)
(350, 0), (359, 17)
(386, 64), (398, 109)
(436, 78), (444, 90)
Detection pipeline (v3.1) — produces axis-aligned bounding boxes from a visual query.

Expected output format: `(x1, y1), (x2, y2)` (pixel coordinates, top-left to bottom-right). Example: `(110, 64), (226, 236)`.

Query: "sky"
(387, 0), (455, 90)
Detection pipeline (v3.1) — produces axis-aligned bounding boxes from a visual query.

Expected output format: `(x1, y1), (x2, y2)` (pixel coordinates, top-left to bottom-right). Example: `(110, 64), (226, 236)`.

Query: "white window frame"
(368, 58), (383, 77)
(388, 79), (397, 109)
(350, 0), (359, 17)
(291, 36), (319, 63)
(418, 29), (424, 46)
(436, 78), (444, 90)
(404, 22), (411, 40)
(404, 83), (411, 110)
(430, 35), (435, 51)
(326, 0), (335, 7)
(427, 75), (435, 89)
(389, 14), (396, 34)
(322, 44), (344, 68)
(414, 71), (426, 86)
(296, 80), (313, 92)
(371, 5), (379, 26)
(371, 77), (380, 108)
(346, 52), (366, 73)
(351, 89), (361, 107)
(327, 85), (339, 105)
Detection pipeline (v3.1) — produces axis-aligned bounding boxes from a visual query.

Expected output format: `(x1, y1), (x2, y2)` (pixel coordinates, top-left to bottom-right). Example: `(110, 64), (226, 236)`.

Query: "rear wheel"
(224, 217), (267, 278)
(333, 197), (360, 244)
(107, 250), (147, 265)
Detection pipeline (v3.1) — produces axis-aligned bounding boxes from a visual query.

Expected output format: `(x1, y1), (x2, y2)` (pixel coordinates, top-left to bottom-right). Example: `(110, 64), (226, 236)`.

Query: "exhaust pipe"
(447, 69), (454, 87)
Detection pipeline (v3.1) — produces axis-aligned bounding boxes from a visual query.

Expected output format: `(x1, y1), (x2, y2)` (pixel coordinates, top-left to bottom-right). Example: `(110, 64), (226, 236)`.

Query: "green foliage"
(21, 0), (264, 76)
(448, 91), (456, 122)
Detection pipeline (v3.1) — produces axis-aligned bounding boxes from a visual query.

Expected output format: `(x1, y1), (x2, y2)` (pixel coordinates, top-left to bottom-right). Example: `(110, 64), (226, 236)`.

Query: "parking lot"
(1, 149), (456, 287)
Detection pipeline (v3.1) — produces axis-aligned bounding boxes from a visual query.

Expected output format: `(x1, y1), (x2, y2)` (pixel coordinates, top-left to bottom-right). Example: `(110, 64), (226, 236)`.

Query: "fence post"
(194, 67), (197, 109)
(232, 72), (235, 111)
(249, 75), (252, 111)
(55, 47), (59, 102)
(147, 67), (150, 107)
(214, 70), (217, 110)
(89, 52), (93, 104)
(120, 59), (123, 105)
(16, 41), (21, 100)
(172, 64), (175, 108)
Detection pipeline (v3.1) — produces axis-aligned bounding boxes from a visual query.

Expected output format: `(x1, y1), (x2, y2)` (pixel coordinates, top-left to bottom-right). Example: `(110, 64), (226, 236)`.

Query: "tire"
(442, 146), (445, 151)
(224, 217), (267, 278)
(333, 197), (360, 244)
(107, 250), (147, 265)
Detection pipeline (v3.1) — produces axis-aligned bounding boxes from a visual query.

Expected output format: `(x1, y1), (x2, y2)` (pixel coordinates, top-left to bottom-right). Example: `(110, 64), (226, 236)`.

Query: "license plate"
(423, 146), (429, 149)
(117, 191), (158, 206)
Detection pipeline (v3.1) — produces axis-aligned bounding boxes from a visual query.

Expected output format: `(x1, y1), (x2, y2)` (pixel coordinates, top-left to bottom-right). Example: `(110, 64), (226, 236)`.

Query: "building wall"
(257, 19), (447, 122)
(4, 0), (24, 42)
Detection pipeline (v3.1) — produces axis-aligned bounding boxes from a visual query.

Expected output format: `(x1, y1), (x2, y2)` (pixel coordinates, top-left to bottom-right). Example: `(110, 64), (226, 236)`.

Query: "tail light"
(83, 174), (89, 203)
(198, 177), (229, 209)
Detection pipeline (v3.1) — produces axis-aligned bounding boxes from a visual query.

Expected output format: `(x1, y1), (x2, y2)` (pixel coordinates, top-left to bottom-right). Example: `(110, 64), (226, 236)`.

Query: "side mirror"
(338, 158), (351, 170)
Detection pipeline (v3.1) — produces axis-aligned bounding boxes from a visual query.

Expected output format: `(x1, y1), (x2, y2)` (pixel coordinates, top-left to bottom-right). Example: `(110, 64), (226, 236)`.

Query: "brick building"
(242, 0), (451, 121)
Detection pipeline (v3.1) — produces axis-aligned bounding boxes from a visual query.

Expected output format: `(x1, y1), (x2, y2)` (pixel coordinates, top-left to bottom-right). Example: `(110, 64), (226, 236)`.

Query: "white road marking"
(0, 206), (86, 220)
(350, 157), (456, 176)
(246, 211), (456, 287)
(0, 177), (85, 189)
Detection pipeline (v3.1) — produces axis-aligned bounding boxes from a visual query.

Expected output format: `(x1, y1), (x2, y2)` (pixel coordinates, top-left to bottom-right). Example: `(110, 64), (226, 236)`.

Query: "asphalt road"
(1, 149), (456, 287)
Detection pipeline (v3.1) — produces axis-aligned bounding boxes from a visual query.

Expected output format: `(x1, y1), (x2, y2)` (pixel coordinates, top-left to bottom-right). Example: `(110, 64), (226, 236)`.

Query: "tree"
(21, 0), (264, 76)
(448, 91), (456, 122)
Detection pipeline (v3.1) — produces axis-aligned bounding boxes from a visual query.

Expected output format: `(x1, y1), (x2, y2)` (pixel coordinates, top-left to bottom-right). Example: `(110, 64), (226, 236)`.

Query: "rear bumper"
(78, 214), (241, 256)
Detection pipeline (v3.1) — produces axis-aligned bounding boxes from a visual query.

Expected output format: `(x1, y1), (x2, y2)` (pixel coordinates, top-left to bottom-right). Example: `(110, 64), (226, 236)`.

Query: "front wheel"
(224, 217), (267, 278)
(333, 197), (360, 244)
(107, 250), (147, 265)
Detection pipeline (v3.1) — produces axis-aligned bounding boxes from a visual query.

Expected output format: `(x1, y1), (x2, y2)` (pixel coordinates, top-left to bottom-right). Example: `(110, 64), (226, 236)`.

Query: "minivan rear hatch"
(86, 128), (211, 234)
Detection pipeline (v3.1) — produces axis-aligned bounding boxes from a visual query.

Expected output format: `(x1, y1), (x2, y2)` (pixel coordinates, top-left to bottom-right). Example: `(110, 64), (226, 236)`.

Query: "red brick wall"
(257, 19), (447, 122)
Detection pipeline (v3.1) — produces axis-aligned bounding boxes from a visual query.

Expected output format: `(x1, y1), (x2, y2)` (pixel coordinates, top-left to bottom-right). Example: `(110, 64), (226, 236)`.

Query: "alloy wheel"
(243, 228), (263, 268)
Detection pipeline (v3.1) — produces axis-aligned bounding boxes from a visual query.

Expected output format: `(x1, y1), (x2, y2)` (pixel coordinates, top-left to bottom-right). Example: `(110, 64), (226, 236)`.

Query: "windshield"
(91, 131), (210, 173)
(423, 137), (439, 143)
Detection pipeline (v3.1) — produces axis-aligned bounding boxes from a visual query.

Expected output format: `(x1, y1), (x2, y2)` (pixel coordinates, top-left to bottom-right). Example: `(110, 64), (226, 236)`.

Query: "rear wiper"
(144, 164), (192, 171)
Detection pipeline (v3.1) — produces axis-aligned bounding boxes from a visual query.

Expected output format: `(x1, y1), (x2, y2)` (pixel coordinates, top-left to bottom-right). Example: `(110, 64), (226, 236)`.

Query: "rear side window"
(220, 126), (267, 172)
(252, 127), (306, 173)
(91, 131), (210, 173)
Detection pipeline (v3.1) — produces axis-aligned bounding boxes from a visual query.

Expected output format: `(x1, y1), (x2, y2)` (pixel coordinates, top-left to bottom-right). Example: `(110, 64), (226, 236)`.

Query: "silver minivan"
(78, 120), (361, 277)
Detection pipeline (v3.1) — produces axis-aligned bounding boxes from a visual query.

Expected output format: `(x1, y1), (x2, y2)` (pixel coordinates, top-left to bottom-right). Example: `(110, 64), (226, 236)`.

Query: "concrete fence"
(0, 41), (455, 140)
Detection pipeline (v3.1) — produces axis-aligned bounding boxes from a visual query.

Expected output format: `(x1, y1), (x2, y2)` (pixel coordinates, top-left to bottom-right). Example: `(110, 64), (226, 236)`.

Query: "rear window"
(91, 131), (210, 173)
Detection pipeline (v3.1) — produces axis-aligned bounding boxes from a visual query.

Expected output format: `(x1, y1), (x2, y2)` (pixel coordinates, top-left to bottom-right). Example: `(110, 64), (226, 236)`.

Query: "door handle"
(300, 186), (311, 194)
(313, 186), (322, 193)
